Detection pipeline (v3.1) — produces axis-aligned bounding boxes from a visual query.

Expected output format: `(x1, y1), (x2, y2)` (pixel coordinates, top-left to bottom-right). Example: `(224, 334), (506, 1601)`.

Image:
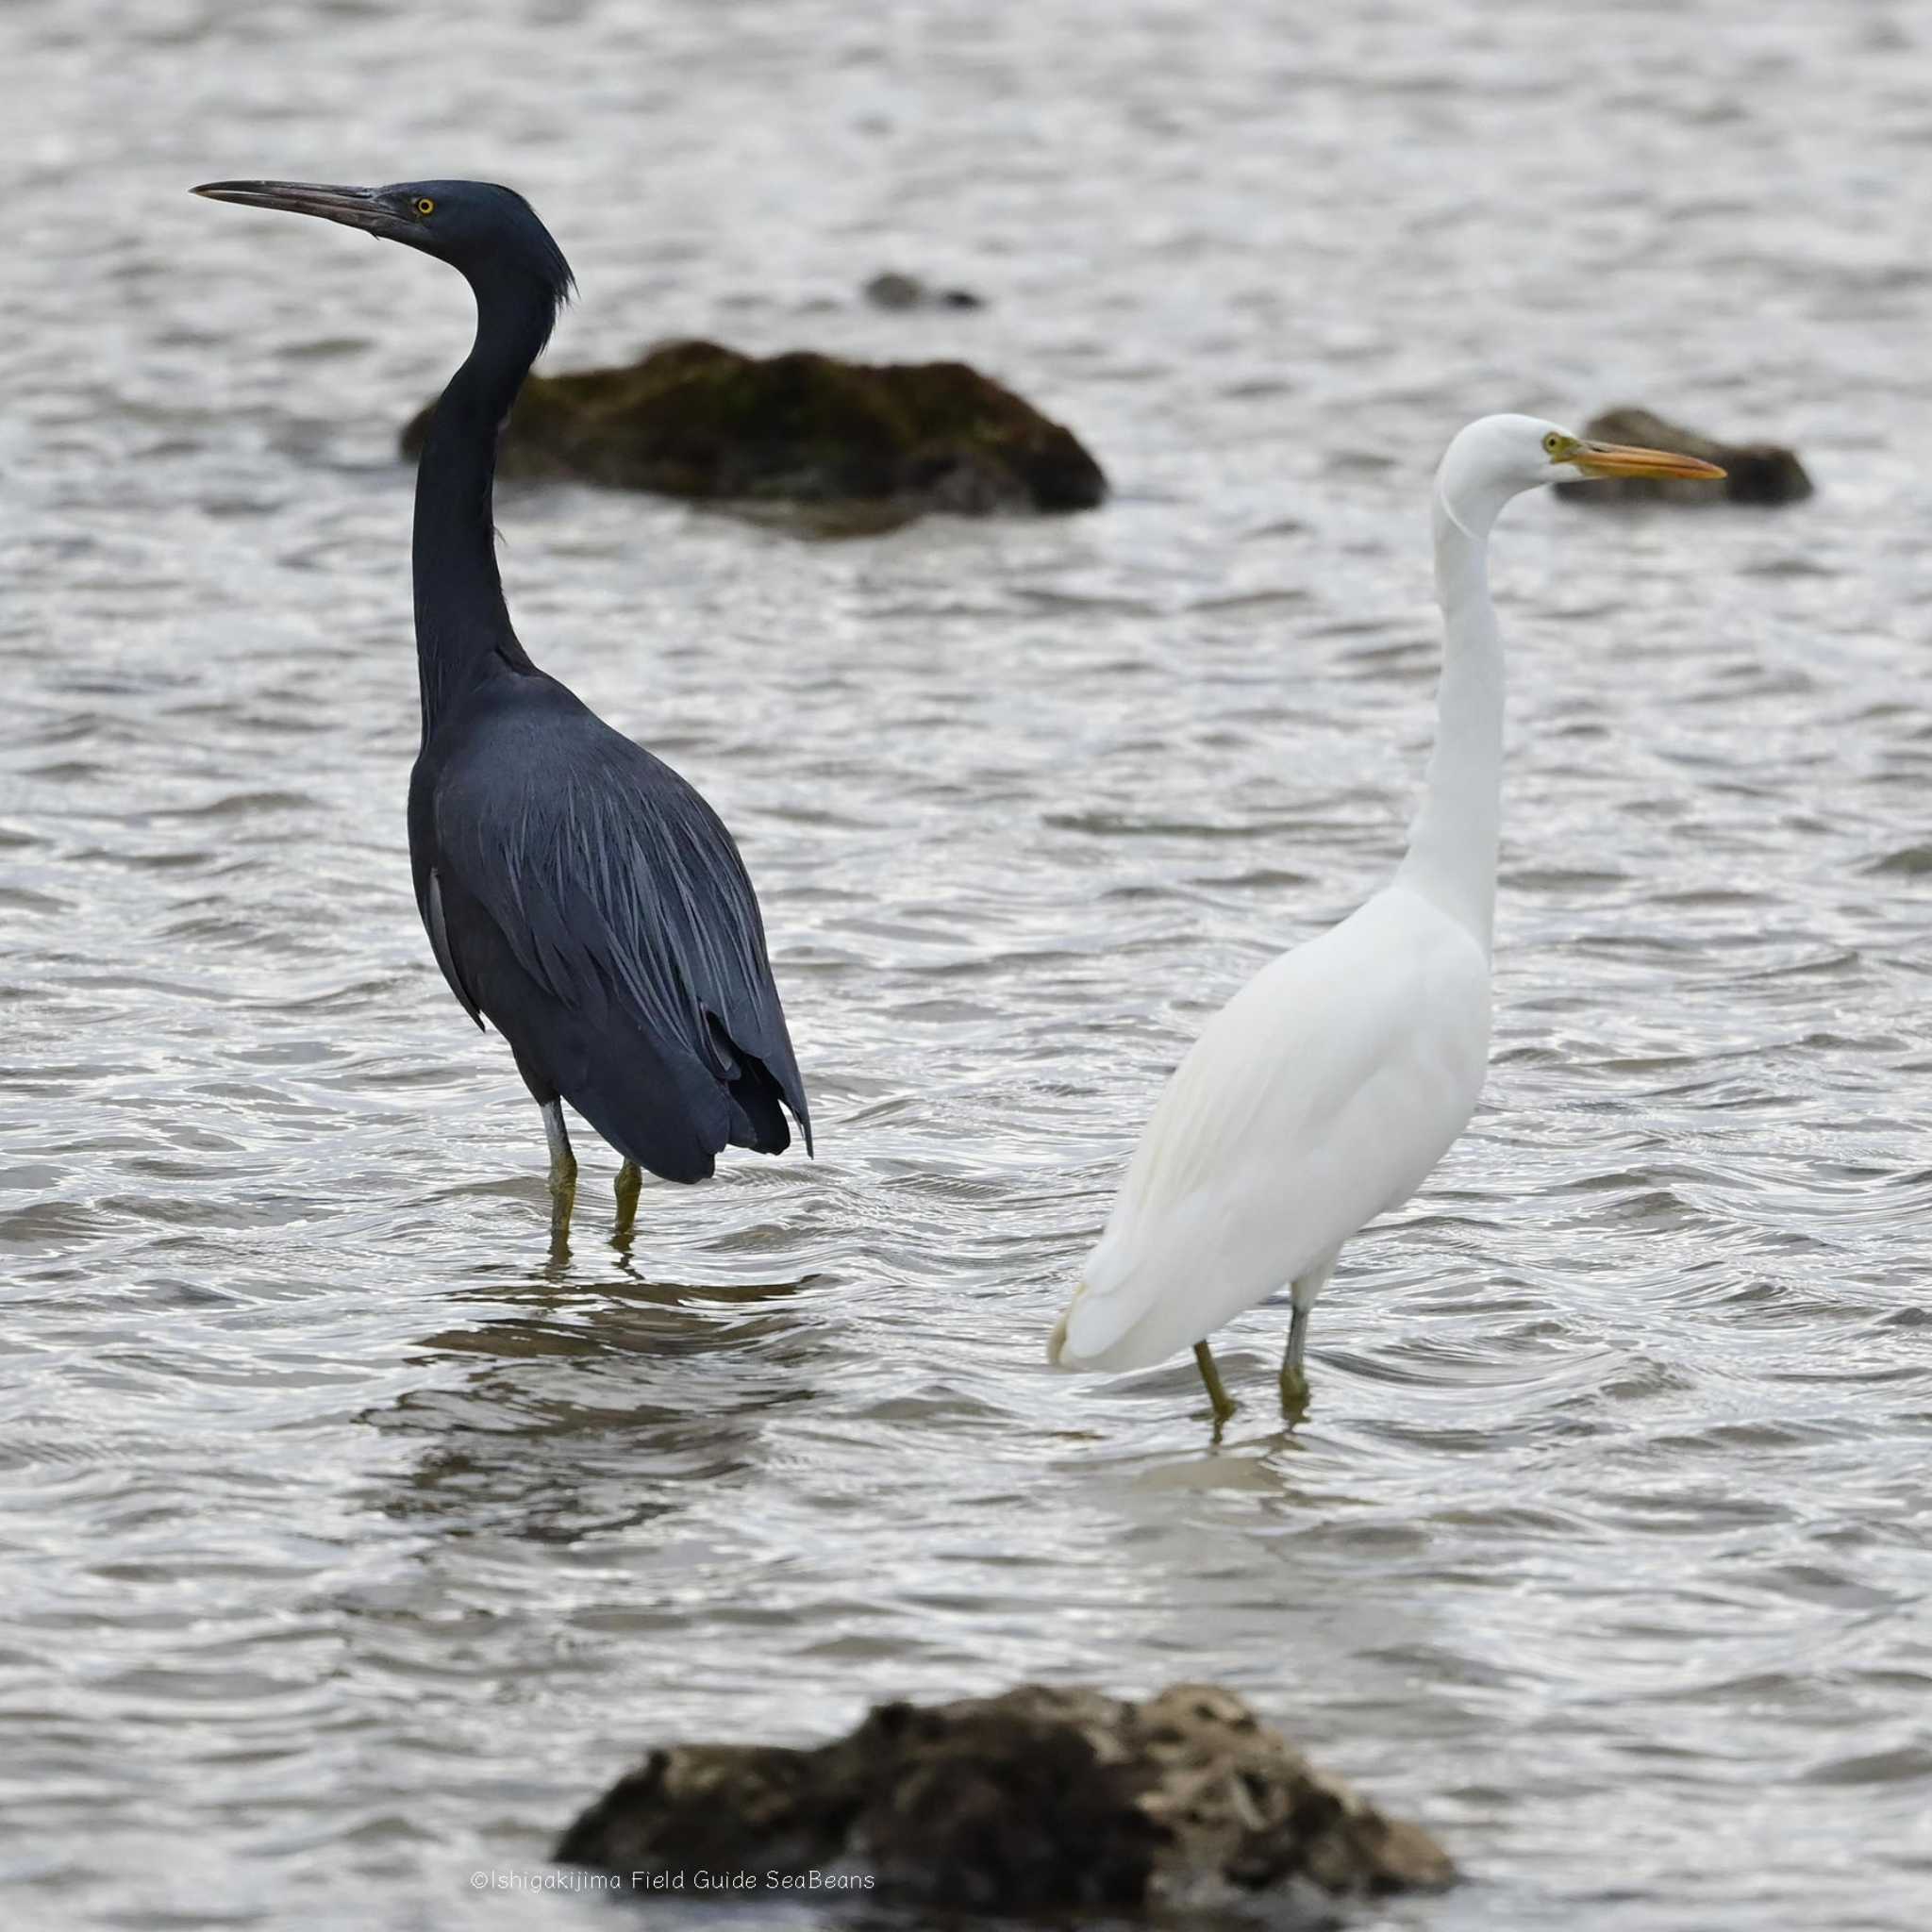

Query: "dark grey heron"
(194, 178), (811, 1249)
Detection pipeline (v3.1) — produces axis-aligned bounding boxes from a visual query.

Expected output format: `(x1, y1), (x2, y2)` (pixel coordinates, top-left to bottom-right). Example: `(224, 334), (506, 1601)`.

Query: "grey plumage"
(412, 673), (808, 1184)
(194, 175), (810, 1222)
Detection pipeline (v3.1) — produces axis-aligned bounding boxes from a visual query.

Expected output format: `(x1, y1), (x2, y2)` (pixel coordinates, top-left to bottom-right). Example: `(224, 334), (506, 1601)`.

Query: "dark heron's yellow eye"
(413, 196), (436, 217)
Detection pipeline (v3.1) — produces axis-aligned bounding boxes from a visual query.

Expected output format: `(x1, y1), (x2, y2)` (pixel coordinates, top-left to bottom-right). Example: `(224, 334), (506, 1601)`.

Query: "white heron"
(1048, 414), (1724, 1425)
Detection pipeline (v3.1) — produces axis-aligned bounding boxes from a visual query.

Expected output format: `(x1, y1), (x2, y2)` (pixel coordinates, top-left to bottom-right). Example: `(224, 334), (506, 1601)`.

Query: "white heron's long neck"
(1395, 492), (1503, 952)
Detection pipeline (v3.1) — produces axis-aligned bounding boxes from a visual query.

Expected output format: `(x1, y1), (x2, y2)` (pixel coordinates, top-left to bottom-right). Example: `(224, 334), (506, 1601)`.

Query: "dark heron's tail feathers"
(556, 1012), (803, 1187)
(710, 1020), (791, 1151)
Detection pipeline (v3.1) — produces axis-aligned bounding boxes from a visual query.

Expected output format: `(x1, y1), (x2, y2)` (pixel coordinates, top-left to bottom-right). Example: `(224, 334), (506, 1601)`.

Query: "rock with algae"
(1554, 406), (1813, 506)
(554, 1682), (1456, 1917)
(399, 339), (1105, 519)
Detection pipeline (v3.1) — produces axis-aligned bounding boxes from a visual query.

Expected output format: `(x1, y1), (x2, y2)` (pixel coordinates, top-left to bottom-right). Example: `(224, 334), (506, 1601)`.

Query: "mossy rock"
(1554, 406), (1813, 506)
(555, 1682), (1456, 1915)
(400, 340), (1105, 518)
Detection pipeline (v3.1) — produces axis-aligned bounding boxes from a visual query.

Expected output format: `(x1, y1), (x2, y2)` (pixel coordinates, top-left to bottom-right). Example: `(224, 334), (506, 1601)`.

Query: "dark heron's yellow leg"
(1193, 1341), (1237, 1427)
(542, 1100), (577, 1256)
(613, 1159), (641, 1241)
(1279, 1305), (1311, 1422)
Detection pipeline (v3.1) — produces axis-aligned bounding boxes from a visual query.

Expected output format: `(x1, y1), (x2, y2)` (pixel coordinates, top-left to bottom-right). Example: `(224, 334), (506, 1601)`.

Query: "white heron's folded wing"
(1052, 889), (1490, 1372)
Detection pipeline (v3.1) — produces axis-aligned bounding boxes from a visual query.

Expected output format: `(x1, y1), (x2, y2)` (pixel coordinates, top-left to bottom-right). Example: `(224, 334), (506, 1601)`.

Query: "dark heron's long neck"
(410, 271), (556, 740)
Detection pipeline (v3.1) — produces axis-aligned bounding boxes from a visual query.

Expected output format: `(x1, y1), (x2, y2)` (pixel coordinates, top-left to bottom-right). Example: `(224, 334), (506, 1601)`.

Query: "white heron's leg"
(1193, 1341), (1237, 1427)
(613, 1159), (642, 1241)
(542, 1100), (577, 1253)
(1280, 1310), (1311, 1419)
(1280, 1257), (1338, 1420)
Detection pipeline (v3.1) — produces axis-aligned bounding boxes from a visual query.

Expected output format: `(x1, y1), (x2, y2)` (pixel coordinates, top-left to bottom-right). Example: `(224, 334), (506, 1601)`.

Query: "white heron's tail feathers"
(1050, 1278), (1158, 1373)
(1046, 1296), (1079, 1370)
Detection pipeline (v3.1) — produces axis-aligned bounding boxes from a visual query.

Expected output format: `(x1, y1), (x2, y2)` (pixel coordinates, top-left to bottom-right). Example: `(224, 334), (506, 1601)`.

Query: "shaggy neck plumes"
(410, 270), (559, 739)
(1394, 481), (1507, 952)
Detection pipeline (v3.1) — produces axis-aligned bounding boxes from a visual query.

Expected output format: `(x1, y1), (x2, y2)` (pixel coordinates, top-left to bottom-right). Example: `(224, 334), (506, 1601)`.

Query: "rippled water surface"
(6, 2), (1932, 1926)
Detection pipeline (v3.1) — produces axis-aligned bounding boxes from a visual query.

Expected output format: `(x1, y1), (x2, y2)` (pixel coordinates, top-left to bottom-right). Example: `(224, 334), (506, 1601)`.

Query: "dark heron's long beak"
(192, 179), (397, 236)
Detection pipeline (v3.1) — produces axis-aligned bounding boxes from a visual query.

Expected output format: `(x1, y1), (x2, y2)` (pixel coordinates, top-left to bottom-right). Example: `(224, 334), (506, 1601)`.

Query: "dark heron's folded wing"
(429, 691), (810, 1178)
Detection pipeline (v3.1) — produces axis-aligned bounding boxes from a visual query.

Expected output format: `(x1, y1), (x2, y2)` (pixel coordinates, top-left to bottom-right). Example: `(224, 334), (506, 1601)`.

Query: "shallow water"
(5, 2), (1932, 1927)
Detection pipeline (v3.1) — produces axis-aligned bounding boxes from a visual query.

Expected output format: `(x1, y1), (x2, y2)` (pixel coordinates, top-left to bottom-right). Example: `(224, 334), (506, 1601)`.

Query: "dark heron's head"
(192, 177), (575, 305)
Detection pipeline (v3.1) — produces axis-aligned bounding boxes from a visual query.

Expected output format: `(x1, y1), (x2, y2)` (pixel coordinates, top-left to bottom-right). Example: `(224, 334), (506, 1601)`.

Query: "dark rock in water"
(555, 1682), (1456, 1915)
(864, 270), (985, 311)
(1555, 407), (1813, 506)
(399, 340), (1099, 518)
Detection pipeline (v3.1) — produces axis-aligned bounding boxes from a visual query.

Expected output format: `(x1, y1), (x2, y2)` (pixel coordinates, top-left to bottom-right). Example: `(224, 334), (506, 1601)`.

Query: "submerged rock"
(864, 270), (985, 311)
(1554, 407), (1813, 506)
(555, 1682), (1455, 1916)
(399, 340), (1103, 517)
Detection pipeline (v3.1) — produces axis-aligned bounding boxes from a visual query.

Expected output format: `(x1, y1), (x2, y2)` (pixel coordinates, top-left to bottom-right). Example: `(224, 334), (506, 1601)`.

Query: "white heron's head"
(1434, 413), (1724, 534)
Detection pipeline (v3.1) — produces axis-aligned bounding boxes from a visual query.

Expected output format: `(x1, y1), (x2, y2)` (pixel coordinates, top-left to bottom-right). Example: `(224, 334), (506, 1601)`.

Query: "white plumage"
(1049, 414), (1724, 1421)
(1054, 888), (1489, 1372)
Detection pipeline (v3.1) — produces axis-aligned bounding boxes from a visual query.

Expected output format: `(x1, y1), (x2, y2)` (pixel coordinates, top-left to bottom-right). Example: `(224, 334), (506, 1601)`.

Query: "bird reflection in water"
(377, 1268), (825, 1544)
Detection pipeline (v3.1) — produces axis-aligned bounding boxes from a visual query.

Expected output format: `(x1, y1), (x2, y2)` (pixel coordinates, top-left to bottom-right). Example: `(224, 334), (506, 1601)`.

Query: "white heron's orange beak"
(1567, 441), (1726, 481)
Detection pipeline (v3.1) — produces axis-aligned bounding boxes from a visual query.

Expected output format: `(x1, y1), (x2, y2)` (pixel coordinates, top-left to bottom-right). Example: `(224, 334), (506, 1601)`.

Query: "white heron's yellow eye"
(1542, 431), (1563, 455)
(413, 197), (436, 217)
